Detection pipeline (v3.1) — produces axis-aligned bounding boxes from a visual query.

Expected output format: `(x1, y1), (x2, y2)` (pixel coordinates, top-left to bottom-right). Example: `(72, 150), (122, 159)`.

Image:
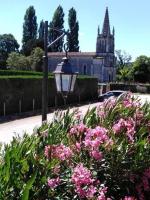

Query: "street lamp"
(53, 49), (78, 105)
(42, 21), (78, 123)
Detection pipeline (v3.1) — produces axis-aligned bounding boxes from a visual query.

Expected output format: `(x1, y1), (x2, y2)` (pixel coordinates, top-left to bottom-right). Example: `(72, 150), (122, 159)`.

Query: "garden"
(0, 93), (150, 199)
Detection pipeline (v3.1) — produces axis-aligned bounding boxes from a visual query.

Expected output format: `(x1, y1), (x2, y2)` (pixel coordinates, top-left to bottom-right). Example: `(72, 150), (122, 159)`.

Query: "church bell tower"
(96, 7), (115, 54)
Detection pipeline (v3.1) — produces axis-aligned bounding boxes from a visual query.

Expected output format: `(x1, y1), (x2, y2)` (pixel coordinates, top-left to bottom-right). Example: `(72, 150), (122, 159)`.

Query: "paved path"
(0, 102), (99, 144)
(0, 94), (150, 144)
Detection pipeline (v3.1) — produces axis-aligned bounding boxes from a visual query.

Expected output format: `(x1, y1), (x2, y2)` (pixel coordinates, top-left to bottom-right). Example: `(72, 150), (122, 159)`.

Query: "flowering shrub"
(0, 93), (150, 199)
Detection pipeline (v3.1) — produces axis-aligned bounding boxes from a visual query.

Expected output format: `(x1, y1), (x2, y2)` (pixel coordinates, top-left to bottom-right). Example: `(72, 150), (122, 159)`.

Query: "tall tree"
(48, 5), (64, 52)
(38, 20), (44, 40)
(67, 7), (79, 52)
(0, 34), (19, 68)
(22, 6), (37, 55)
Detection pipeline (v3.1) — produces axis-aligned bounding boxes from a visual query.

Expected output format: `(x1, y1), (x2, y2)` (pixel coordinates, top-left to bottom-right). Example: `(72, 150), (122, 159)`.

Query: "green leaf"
(22, 171), (37, 200)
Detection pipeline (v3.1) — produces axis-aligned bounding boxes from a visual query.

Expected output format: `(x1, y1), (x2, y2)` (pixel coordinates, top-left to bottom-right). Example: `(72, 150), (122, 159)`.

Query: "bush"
(0, 94), (150, 199)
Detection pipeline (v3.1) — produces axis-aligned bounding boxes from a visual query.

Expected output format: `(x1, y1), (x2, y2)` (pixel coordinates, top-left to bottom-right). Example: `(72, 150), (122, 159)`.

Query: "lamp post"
(42, 21), (78, 123)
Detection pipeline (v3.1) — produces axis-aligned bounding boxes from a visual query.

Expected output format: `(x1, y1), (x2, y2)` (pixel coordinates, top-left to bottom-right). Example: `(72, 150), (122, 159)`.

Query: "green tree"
(21, 39), (44, 56)
(38, 20), (44, 40)
(133, 55), (150, 83)
(115, 50), (132, 69)
(30, 47), (44, 71)
(48, 5), (64, 52)
(117, 66), (132, 82)
(7, 52), (31, 70)
(22, 6), (37, 55)
(0, 34), (19, 69)
(67, 7), (79, 52)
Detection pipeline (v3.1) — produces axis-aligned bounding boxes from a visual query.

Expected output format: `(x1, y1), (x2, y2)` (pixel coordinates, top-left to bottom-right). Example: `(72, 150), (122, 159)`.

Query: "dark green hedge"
(0, 70), (43, 76)
(0, 76), (98, 116)
(0, 70), (94, 79)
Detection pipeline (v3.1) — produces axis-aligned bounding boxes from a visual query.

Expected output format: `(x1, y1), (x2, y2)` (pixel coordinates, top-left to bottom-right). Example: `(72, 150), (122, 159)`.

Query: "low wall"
(0, 77), (98, 116)
(109, 83), (150, 93)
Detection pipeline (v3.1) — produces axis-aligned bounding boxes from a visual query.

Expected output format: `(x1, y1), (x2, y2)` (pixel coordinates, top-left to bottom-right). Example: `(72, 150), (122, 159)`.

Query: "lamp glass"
(61, 74), (71, 92)
(55, 74), (61, 92)
(70, 74), (77, 92)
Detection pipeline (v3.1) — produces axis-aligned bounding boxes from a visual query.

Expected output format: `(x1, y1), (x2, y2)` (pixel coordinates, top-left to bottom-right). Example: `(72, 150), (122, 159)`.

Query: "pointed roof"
(102, 7), (110, 36)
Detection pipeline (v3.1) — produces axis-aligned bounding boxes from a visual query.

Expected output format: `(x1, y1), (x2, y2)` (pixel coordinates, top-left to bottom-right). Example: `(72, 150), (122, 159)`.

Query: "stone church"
(48, 7), (116, 82)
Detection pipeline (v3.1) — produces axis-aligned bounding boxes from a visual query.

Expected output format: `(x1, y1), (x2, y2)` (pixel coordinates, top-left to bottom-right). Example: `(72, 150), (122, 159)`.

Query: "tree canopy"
(115, 50), (132, 69)
(48, 5), (64, 52)
(0, 34), (19, 68)
(7, 52), (31, 70)
(67, 7), (79, 52)
(22, 6), (37, 55)
(133, 55), (150, 83)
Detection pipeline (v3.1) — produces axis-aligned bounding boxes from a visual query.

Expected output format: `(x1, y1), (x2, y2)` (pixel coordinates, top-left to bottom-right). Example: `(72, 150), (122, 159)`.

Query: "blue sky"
(0, 0), (150, 60)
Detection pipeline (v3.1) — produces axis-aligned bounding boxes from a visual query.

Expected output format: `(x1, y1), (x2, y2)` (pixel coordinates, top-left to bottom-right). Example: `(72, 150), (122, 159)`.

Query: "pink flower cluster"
(113, 118), (135, 142)
(72, 163), (109, 199)
(84, 126), (109, 159)
(69, 123), (88, 136)
(44, 144), (73, 161)
(47, 177), (60, 189)
(123, 94), (140, 108)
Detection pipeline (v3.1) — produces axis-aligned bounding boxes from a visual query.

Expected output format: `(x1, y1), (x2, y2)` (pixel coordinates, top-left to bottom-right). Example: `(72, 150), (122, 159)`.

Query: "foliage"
(0, 34), (19, 68)
(38, 20), (45, 40)
(22, 6), (38, 55)
(30, 47), (44, 71)
(48, 5), (65, 52)
(7, 52), (31, 70)
(0, 94), (150, 199)
(22, 39), (44, 56)
(115, 50), (132, 69)
(0, 69), (44, 76)
(132, 55), (150, 83)
(117, 66), (132, 82)
(67, 7), (79, 52)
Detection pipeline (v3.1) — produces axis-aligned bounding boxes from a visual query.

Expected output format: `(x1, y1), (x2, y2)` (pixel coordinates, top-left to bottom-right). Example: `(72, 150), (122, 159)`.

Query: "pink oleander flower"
(113, 118), (126, 134)
(97, 186), (108, 200)
(47, 177), (60, 189)
(44, 144), (73, 161)
(86, 185), (97, 198)
(113, 118), (135, 142)
(72, 163), (99, 198)
(44, 145), (52, 159)
(125, 118), (135, 142)
(90, 150), (103, 160)
(71, 163), (94, 186)
(69, 123), (87, 136)
(84, 126), (109, 148)
(112, 123), (122, 134)
(75, 142), (81, 152)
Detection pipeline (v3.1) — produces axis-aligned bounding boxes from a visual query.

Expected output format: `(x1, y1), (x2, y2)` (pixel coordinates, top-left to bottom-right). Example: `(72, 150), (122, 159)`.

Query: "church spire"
(102, 7), (110, 36)
(112, 26), (115, 36)
(97, 25), (100, 35)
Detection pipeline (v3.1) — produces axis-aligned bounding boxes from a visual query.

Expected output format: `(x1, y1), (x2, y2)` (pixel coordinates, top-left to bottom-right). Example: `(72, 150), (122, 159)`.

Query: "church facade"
(48, 7), (116, 82)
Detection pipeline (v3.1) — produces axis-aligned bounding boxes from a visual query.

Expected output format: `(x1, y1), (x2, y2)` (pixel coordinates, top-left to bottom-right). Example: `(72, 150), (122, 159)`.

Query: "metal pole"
(42, 21), (48, 122)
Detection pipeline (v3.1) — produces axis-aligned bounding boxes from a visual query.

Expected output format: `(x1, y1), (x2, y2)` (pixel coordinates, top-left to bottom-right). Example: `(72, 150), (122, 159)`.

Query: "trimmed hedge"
(0, 76), (98, 116)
